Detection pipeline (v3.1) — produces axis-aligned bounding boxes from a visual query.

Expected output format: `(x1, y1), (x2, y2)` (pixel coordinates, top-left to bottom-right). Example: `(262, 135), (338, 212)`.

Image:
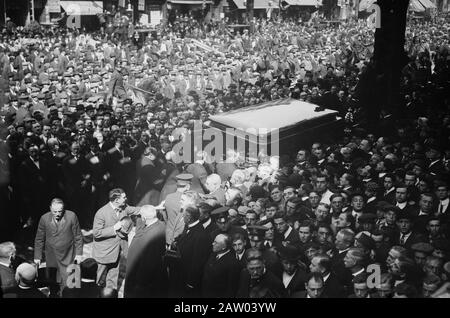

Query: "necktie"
(439, 202), (444, 215)
(400, 234), (406, 245)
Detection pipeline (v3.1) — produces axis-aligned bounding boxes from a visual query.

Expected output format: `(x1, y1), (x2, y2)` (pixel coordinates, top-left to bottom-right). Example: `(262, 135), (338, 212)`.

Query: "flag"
(119, 0), (126, 8)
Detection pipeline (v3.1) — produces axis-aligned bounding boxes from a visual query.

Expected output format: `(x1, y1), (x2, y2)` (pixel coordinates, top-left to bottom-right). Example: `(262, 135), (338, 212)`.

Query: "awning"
(359, 0), (376, 11)
(232, 0), (277, 9)
(417, 0), (437, 9)
(284, 0), (321, 6)
(409, 0), (425, 12)
(168, 0), (213, 4)
(60, 1), (103, 15)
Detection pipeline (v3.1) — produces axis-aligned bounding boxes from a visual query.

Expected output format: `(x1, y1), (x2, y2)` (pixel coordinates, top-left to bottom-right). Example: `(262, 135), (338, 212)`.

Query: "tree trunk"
(372, 0), (410, 121)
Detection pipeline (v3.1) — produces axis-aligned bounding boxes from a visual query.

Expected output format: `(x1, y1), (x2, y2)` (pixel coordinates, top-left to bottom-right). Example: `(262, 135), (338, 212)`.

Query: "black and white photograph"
(0, 0), (449, 304)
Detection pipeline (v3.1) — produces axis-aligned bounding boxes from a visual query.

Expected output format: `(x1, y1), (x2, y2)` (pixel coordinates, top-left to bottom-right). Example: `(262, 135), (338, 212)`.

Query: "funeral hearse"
(203, 98), (344, 160)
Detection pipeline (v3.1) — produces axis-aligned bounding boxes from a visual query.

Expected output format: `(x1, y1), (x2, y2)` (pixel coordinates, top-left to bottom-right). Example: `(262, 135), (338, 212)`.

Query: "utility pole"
(246, 0), (254, 33)
(30, 0), (35, 21)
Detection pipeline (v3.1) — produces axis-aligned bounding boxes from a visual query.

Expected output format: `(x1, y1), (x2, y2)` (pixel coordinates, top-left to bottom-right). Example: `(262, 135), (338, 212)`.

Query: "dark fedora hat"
(278, 245), (301, 262)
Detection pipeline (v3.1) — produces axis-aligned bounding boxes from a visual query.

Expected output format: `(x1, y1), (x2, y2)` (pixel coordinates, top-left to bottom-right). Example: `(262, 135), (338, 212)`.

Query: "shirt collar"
(284, 226), (293, 239)
(440, 198), (449, 205)
(396, 202), (407, 209)
(0, 260), (10, 268)
(339, 247), (350, 254)
(202, 218), (211, 228)
(352, 268), (365, 277)
(145, 218), (158, 227)
(188, 220), (200, 228)
(386, 187), (395, 194)
(323, 272), (331, 282)
(216, 250), (230, 259)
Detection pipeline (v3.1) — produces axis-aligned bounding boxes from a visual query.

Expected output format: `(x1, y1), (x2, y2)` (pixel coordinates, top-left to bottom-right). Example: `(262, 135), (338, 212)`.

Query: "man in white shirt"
(395, 184), (410, 210)
(279, 245), (308, 297)
(232, 234), (246, 263)
(316, 175), (334, 205)
(435, 181), (449, 217)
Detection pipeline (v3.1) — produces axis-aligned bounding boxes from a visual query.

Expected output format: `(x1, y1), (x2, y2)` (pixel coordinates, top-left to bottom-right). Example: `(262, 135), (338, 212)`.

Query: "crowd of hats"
(1, 14), (450, 298)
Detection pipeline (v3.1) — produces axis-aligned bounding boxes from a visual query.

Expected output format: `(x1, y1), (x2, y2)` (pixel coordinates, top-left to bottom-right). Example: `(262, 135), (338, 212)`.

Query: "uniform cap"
(176, 173), (193, 186)
(211, 206), (230, 223)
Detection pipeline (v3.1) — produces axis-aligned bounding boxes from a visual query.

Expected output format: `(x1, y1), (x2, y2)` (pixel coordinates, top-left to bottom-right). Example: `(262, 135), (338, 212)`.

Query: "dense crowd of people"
(0, 12), (449, 298)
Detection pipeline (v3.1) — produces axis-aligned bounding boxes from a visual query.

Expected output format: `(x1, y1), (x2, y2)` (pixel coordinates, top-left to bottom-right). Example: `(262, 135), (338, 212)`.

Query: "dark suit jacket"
(125, 220), (167, 298)
(19, 156), (56, 218)
(428, 160), (446, 177)
(382, 190), (396, 205)
(274, 226), (301, 249)
(202, 250), (241, 298)
(3, 285), (46, 298)
(34, 210), (83, 283)
(0, 264), (16, 293)
(322, 272), (346, 298)
(62, 282), (100, 298)
(283, 268), (309, 297)
(236, 269), (287, 298)
(203, 219), (219, 242)
(395, 231), (427, 250)
(365, 199), (379, 215)
(177, 222), (211, 294)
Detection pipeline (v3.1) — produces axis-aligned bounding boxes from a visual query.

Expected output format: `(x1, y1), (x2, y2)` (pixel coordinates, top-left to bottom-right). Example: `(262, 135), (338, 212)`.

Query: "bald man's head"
(140, 205), (157, 224)
(206, 174), (222, 192)
(15, 263), (37, 286)
(212, 234), (230, 253)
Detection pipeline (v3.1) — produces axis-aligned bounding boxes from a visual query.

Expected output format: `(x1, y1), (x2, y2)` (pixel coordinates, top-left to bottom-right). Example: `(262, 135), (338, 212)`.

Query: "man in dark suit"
(247, 225), (283, 278)
(395, 210), (427, 250)
(105, 137), (135, 198)
(0, 241), (17, 293)
(310, 254), (345, 298)
(434, 182), (450, 231)
(177, 206), (211, 297)
(273, 212), (301, 248)
(364, 181), (380, 215)
(34, 198), (83, 290)
(92, 188), (141, 290)
(164, 174), (193, 247)
(86, 140), (111, 217)
(133, 147), (164, 207)
(381, 174), (396, 204)
(3, 263), (46, 298)
(201, 233), (241, 298)
(411, 192), (435, 235)
(124, 205), (167, 298)
(291, 273), (325, 298)
(236, 249), (286, 298)
(332, 228), (355, 286)
(18, 144), (56, 232)
(61, 141), (92, 229)
(426, 143), (446, 177)
(278, 245), (308, 297)
(231, 233), (247, 269)
(198, 202), (218, 241)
